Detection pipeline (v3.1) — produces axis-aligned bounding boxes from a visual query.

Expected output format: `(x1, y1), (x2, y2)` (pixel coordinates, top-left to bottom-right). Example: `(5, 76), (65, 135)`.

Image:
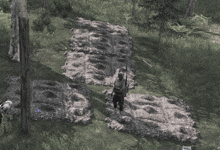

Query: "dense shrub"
(31, 17), (45, 32)
(48, 2), (58, 17)
(32, 8), (54, 33)
(42, 14), (51, 26)
(48, 0), (72, 18)
(0, 0), (11, 13)
(38, 8), (51, 25)
(47, 23), (56, 34)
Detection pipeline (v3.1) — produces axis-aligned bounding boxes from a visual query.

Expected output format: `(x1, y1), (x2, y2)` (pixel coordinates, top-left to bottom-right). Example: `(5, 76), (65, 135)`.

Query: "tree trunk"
(9, 0), (20, 62)
(158, 3), (165, 53)
(131, 0), (137, 17)
(39, 0), (48, 9)
(189, 0), (197, 17)
(158, 18), (165, 52)
(17, 0), (31, 134)
(184, 0), (197, 18)
(172, 0), (178, 22)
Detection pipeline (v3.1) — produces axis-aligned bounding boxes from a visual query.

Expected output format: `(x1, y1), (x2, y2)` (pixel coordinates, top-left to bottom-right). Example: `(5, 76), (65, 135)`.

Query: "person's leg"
(119, 96), (124, 114)
(113, 95), (118, 114)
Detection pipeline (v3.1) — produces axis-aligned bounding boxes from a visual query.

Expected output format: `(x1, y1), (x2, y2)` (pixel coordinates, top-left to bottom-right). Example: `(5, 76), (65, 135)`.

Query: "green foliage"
(31, 17), (45, 32)
(47, 23), (56, 34)
(0, 13), (10, 44)
(0, 114), (13, 136)
(0, 0), (11, 13)
(48, 0), (73, 18)
(188, 14), (211, 29)
(42, 14), (51, 26)
(48, 2), (58, 17)
(166, 13), (212, 36)
(32, 8), (54, 33)
(136, 0), (184, 34)
(38, 8), (52, 26)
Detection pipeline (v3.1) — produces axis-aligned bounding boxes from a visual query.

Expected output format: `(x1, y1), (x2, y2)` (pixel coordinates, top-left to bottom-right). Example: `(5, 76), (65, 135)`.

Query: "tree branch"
(143, 59), (152, 67)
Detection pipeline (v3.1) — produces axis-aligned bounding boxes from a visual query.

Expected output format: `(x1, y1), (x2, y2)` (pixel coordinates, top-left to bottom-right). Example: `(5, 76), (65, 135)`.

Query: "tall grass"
(0, 0), (220, 149)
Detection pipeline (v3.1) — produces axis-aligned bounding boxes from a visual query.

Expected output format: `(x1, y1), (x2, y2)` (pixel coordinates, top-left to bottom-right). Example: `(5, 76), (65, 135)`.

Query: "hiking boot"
(119, 111), (125, 116)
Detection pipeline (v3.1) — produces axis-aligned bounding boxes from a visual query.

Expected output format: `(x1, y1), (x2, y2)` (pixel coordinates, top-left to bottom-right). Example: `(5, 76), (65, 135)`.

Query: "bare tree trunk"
(184, 0), (191, 17)
(39, 0), (48, 9)
(17, 0), (31, 134)
(131, 0), (137, 17)
(189, 0), (197, 17)
(158, 18), (165, 52)
(171, 0), (178, 22)
(158, 2), (165, 52)
(9, 0), (20, 62)
(184, 0), (197, 18)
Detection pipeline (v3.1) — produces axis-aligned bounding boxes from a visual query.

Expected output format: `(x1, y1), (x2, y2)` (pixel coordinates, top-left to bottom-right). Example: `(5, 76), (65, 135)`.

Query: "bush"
(47, 23), (56, 34)
(31, 17), (45, 32)
(0, 0), (11, 13)
(42, 14), (51, 26)
(38, 8), (52, 26)
(48, 0), (72, 18)
(48, 2), (58, 17)
(178, 14), (212, 30)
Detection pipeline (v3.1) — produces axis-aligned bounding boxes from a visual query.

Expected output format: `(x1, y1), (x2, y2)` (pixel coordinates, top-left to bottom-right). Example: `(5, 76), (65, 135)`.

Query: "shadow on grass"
(0, 46), (82, 150)
(131, 36), (170, 97)
(0, 116), (77, 150)
(87, 85), (111, 118)
(52, 39), (71, 53)
(155, 36), (220, 123)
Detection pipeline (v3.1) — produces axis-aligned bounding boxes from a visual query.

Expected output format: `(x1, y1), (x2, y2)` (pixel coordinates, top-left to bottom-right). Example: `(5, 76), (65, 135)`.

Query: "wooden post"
(18, 0), (31, 134)
(158, 15), (165, 52)
(8, 0), (20, 62)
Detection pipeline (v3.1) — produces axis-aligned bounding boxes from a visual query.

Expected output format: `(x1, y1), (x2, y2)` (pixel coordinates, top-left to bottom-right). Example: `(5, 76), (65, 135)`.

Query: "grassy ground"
(0, 0), (220, 149)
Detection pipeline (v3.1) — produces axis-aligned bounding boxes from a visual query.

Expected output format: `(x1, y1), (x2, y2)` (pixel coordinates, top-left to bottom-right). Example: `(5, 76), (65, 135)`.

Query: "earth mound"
(0, 76), (95, 125)
(61, 17), (137, 89)
(102, 89), (201, 144)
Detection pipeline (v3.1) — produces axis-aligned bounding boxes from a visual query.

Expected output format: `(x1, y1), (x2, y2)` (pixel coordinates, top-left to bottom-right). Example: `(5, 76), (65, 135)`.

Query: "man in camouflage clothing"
(111, 71), (126, 115)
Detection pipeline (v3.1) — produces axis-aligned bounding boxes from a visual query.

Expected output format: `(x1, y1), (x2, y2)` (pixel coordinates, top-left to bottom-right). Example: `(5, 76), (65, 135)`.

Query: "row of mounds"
(0, 76), (95, 125)
(102, 89), (201, 145)
(61, 17), (137, 89)
(61, 51), (137, 89)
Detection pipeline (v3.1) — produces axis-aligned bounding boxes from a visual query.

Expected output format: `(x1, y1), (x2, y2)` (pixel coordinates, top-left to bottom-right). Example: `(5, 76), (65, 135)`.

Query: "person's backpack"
(113, 79), (125, 93)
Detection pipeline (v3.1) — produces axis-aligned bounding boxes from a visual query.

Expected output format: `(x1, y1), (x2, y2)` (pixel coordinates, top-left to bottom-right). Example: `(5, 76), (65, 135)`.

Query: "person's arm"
(122, 79), (125, 90)
(111, 81), (115, 96)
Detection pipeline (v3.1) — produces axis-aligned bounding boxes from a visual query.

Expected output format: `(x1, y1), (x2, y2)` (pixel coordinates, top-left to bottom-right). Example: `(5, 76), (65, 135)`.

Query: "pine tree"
(138, 0), (184, 52)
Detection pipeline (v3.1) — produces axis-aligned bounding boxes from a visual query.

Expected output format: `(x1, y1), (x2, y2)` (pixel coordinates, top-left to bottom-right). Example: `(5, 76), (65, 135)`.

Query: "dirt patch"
(62, 17), (137, 89)
(0, 76), (95, 125)
(102, 89), (201, 144)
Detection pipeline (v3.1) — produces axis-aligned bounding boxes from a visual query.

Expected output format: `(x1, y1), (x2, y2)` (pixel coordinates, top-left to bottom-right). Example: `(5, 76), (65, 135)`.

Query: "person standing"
(111, 71), (126, 115)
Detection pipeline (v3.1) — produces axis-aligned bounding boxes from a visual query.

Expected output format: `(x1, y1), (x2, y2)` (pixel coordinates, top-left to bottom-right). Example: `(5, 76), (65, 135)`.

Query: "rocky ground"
(61, 17), (137, 89)
(102, 89), (201, 144)
(0, 76), (95, 125)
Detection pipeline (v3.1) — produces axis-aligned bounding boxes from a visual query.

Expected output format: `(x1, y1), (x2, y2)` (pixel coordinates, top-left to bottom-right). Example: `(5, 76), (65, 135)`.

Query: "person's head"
(118, 71), (124, 80)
